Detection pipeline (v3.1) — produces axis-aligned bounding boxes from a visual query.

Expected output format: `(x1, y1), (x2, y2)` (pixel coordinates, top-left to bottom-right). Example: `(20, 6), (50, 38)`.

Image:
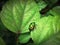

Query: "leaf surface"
(31, 6), (60, 44)
(18, 33), (30, 43)
(1, 0), (40, 33)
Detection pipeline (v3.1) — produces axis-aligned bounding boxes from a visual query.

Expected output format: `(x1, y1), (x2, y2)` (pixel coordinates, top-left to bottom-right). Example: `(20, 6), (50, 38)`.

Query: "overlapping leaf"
(18, 33), (30, 43)
(40, 32), (60, 45)
(31, 6), (60, 44)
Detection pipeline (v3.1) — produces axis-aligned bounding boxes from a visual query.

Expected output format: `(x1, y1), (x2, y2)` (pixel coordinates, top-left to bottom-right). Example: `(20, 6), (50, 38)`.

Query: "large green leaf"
(31, 6), (60, 44)
(0, 0), (42, 33)
(1, 0), (23, 33)
(0, 37), (5, 45)
(19, 0), (46, 33)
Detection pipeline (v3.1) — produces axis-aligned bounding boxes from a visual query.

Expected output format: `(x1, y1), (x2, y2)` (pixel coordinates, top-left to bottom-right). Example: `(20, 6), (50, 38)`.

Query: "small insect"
(29, 22), (36, 31)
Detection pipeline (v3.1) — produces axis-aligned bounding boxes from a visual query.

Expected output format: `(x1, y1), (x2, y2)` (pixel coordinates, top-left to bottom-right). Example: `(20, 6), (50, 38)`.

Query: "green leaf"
(18, 33), (30, 43)
(31, 6), (60, 44)
(40, 32), (60, 45)
(0, 19), (6, 37)
(36, 1), (47, 10)
(1, 0), (23, 33)
(0, 37), (5, 45)
(0, 19), (6, 30)
(0, 0), (41, 33)
(50, 6), (60, 16)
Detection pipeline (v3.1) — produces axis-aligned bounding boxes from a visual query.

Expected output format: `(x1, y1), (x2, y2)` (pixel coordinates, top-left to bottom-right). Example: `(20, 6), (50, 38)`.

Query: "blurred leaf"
(0, 0), (41, 34)
(50, 6), (60, 16)
(35, 0), (47, 10)
(0, 37), (5, 45)
(0, 19), (6, 30)
(43, 0), (58, 5)
(1, 0), (25, 33)
(40, 32), (60, 45)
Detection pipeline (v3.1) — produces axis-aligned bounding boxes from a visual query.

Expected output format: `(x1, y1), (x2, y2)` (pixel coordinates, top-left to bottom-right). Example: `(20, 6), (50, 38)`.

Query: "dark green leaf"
(0, 37), (5, 45)
(40, 32), (60, 45)
(43, 0), (58, 5)
(0, 19), (6, 30)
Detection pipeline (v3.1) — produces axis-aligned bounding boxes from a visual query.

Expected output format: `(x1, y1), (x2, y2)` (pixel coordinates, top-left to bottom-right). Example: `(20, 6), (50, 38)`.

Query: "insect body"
(29, 22), (35, 31)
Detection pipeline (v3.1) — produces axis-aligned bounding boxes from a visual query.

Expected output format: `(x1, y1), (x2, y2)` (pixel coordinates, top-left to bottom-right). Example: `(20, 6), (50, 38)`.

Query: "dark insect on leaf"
(29, 22), (35, 31)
